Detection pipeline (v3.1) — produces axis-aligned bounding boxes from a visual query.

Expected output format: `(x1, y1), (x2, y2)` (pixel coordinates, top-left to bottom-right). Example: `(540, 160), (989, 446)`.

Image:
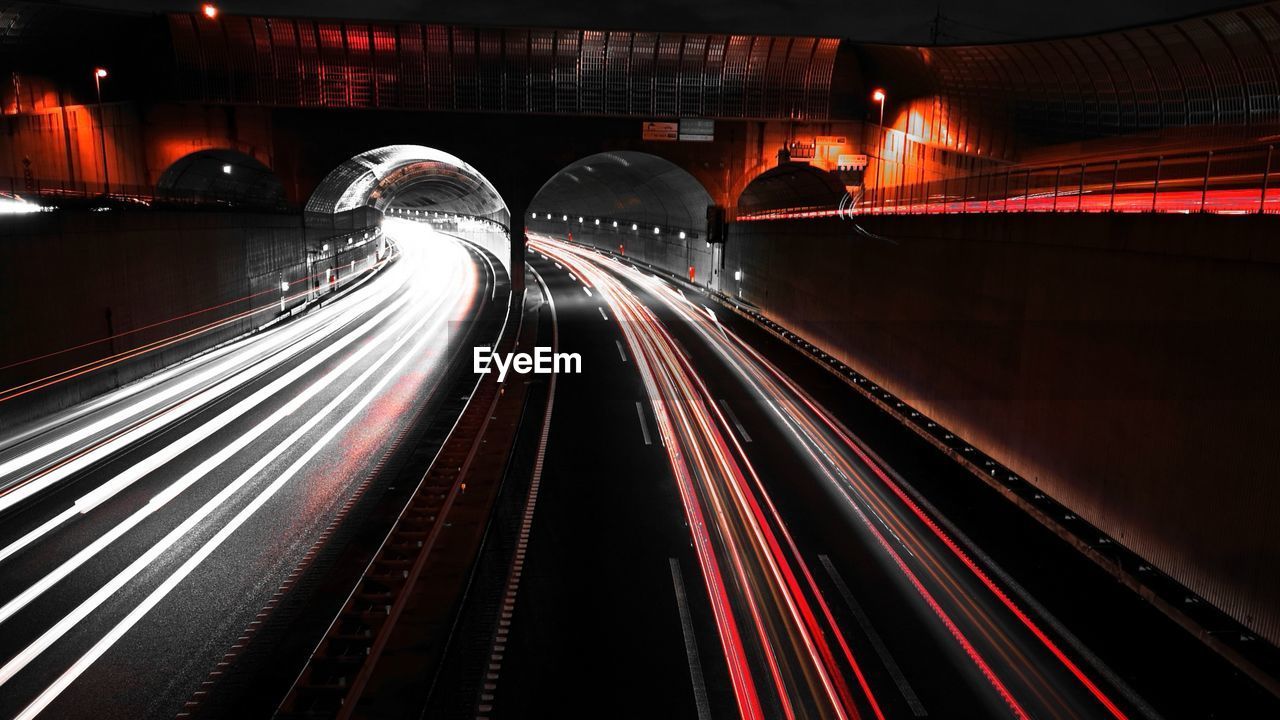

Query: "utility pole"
(930, 5), (943, 46)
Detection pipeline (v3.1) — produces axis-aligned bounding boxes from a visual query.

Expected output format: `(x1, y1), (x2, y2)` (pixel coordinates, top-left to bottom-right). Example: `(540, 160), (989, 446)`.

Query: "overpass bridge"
(2, 1), (1280, 718)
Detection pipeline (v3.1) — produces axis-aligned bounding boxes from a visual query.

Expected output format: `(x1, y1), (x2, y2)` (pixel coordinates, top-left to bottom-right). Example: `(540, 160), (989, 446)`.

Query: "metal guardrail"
(0, 176), (289, 210)
(858, 144), (1277, 216)
(740, 144), (1280, 220)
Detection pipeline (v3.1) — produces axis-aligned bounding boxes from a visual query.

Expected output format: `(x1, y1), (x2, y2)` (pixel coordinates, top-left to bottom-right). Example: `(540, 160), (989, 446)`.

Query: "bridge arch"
(156, 149), (285, 207)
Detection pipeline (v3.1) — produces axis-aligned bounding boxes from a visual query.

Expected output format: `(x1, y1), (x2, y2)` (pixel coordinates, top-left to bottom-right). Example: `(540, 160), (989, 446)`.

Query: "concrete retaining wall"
(0, 208), (382, 428)
(719, 213), (1280, 645)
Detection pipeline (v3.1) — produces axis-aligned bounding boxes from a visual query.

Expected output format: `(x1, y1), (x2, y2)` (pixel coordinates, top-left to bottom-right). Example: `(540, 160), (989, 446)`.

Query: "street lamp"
(871, 87), (887, 212)
(201, 3), (219, 19)
(94, 68), (110, 196)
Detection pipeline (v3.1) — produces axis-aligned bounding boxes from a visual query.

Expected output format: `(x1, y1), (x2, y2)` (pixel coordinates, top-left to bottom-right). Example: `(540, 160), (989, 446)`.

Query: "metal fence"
(0, 176), (290, 210)
(857, 144), (1278, 216)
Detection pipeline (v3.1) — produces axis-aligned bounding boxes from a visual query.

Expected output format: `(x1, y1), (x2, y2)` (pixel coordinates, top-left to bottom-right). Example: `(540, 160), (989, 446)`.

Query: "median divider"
(275, 282), (543, 720)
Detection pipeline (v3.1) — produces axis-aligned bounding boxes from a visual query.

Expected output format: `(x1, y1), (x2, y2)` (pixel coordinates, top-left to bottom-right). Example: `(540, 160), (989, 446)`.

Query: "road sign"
(679, 118), (714, 142)
(838, 154), (869, 170)
(642, 121), (679, 141)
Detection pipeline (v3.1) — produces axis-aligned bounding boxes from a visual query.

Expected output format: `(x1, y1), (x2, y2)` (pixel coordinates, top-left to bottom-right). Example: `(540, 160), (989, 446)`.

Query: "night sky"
(83, 0), (1246, 44)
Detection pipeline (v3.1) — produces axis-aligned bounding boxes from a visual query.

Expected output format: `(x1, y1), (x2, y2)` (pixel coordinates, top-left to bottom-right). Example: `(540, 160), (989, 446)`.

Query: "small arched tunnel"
(307, 144), (512, 285)
(156, 149), (285, 208)
(527, 151), (718, 286)
(736, 162), (850, 219)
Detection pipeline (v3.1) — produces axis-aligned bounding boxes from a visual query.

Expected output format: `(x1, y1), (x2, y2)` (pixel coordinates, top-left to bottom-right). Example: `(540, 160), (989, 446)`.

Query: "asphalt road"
(492, 234), (1280, 719)
(0, 224), (494, 720)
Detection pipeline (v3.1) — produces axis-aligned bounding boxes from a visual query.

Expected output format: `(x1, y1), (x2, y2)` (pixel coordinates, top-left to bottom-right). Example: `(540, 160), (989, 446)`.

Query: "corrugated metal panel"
(165, 13), (840, 120)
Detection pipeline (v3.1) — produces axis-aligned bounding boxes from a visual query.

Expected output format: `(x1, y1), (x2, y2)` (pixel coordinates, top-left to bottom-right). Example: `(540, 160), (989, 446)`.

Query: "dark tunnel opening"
(156, 149), (286, 208)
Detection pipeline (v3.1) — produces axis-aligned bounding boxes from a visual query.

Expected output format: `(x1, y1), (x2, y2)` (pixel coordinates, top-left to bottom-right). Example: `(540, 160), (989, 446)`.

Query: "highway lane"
(0, 223), (495, 719)
(491, 252), (716, 717)
(506, 234), (1262, 719)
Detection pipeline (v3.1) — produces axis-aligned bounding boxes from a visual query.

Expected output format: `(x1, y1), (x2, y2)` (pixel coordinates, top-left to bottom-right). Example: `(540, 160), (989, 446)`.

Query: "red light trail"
(531, 233), (1137, 720)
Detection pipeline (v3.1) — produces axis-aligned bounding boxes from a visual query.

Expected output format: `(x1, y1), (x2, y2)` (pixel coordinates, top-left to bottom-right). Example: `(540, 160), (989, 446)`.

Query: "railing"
(740, 144), (1279, 220)
(864, 144), (1277, 216)
(0, 176), (289, 210)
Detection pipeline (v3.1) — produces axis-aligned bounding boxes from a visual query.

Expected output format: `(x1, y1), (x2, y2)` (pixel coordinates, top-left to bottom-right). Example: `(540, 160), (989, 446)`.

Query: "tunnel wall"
(528, 219), (717, 286)
(721, 213), (1280, 644)
(0, 208), (382, 428)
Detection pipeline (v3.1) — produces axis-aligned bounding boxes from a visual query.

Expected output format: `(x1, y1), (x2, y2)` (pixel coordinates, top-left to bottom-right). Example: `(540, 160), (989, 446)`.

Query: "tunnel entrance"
(526, 151), (716, 286)
(735, 162), (849, 220)
(156, 149), (285, 208)
(307, 144), (512, 282)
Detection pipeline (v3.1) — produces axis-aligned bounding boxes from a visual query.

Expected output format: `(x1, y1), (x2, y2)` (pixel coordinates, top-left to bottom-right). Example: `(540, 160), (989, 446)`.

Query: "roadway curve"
(0, 225), (496, 720)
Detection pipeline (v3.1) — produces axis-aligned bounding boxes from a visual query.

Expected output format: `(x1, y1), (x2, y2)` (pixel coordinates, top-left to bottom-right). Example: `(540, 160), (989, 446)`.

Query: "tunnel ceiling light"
(201, 3), (219, 19)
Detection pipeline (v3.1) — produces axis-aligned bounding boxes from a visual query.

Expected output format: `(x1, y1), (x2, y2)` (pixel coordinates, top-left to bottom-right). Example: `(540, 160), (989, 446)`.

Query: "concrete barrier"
(0, 207), (382, 427)
(720, 212), (1280, 645)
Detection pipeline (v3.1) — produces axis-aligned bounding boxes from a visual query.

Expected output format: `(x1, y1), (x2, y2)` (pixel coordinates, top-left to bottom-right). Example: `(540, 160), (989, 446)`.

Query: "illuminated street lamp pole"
(94, 67), (110, 197)
(871, 88), (886, 211)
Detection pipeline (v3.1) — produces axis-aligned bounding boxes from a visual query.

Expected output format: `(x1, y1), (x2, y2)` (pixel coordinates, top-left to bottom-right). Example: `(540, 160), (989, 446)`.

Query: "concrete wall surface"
(0, 208), (380, 427)
(720, 213), (1280, 644)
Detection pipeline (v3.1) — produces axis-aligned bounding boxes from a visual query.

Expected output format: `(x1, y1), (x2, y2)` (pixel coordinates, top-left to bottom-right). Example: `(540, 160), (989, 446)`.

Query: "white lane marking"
(819, 554), (928, 716)
(11, 308), (448, 720)
(615, 340), (628, 363)
(717, 399), (753, 443)
(569, 273), (578, 282)
(583, 286), (593, 298)
(635, 402), (653, 446)
(554, 262), (562, 269)
(2, 262), (458, 706)
(669, 558), (713, 720)
(598, 307), (609, 321)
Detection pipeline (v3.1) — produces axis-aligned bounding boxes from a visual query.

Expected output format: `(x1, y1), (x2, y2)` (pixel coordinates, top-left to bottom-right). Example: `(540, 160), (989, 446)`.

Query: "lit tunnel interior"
(527, 151), (717, 284)
(307, 144), (512, 278)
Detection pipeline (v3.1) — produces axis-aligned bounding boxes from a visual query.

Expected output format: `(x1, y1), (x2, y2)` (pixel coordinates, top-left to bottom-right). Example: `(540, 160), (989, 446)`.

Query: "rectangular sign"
(838, 153), (869, 170)
(816, 135), (848, 145)
(679, 118), (715, 142)
(642, 121), (679, 141)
